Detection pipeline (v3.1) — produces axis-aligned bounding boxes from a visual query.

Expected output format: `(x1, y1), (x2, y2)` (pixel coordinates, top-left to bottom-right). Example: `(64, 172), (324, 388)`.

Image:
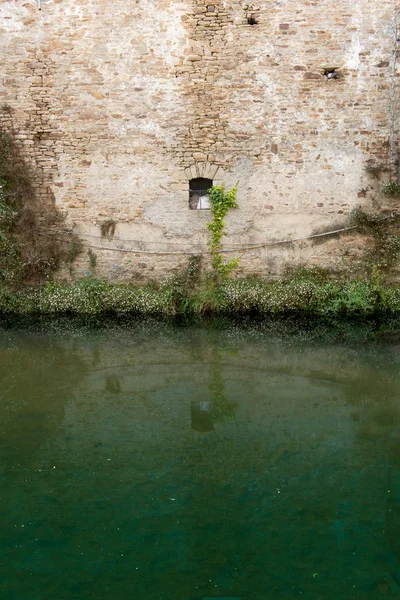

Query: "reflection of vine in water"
(189, 342), (238, 432)
(0, 340), (88, 465)
(208, 354), (237, 424)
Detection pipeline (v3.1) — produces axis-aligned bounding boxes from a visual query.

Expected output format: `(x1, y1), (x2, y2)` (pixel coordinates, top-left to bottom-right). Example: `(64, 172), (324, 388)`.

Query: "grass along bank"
(1, 271), (400, 317)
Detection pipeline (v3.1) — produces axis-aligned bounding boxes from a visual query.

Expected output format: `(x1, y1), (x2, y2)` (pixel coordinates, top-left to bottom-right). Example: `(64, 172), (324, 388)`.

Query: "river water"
(1, 319), (400, 599)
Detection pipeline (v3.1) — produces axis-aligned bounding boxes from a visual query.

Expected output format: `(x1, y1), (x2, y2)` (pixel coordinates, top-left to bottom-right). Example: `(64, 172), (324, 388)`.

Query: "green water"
(1, 320), (400, 599)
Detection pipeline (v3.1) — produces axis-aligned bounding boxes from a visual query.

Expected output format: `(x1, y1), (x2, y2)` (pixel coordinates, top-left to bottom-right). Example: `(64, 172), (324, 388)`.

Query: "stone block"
(189, 164), (198, 180)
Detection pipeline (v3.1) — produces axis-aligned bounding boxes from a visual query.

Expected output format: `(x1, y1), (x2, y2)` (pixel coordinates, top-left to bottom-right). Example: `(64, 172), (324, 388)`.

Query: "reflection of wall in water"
(0, 337), (87, 464)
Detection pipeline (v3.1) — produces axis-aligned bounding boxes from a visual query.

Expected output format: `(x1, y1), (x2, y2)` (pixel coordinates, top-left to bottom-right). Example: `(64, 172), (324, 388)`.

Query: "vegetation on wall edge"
(1, 272), (400, 317)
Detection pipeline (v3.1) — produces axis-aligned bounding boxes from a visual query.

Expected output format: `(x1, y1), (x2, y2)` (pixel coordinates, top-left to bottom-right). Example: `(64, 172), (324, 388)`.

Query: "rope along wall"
(38, 224), (359, 256)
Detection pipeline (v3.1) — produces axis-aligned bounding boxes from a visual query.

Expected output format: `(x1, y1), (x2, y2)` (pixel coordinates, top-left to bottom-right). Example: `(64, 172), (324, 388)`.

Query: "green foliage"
(1, 272), (400, 317)
(382, 180), (400, 198)
(376, 234), (400, 268)
(186, 255), (202, 282)
(0, 126), (66, 286)
(88, 249), (97, 271)
(208, 360), (237, 423)
(67, 237), (83, 263)
(0, 230), (24, 285)
(159, 256), (202, 314)
(0, 285), (24, 312)
(0, 177), (17, 229)
(189, 281), (225, 315)
(350, 207), (387, 230)
(28, 278), (176, 315)
(379, 286), (400, 312)
(350, 207), (400, 270)
(0, 134), (23, 285)
(207, 184), (239, 279)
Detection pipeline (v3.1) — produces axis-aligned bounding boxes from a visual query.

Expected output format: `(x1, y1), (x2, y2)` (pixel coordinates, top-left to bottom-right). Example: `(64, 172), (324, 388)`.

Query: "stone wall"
(0, 0), (399, 281)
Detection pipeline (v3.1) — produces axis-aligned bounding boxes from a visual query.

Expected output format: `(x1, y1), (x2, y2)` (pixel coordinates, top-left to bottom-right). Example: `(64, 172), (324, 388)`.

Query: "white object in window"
(197, 195), (211, 210)
(189, 177), (213, 210)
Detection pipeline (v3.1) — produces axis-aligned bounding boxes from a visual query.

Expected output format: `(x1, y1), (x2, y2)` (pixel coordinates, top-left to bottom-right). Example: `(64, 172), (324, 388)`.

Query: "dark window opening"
(247, 14), (258, 25)
(189, 178), (213, 210)
(324, 68), (339, 79)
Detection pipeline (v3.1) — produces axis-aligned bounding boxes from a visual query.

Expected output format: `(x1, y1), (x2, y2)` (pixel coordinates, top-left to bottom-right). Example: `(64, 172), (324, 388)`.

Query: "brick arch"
(184, 162), (225, 182)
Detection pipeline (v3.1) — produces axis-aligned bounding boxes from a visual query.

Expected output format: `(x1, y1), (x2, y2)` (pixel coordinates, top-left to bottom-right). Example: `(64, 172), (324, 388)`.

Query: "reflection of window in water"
(189, 178), (212, 210)
(191, 401), (214, 432)
(105, 374), (121, 393)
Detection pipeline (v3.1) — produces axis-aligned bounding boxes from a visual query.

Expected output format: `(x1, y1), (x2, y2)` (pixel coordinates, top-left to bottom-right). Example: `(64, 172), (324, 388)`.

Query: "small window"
(247, 15), (258, 25)
(189, 178), (212, 210)
(324, 68), (339, 79)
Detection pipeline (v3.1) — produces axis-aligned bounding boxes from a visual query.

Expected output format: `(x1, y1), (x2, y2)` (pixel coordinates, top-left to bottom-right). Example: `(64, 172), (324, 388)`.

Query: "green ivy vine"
(207, 184), (239, 279)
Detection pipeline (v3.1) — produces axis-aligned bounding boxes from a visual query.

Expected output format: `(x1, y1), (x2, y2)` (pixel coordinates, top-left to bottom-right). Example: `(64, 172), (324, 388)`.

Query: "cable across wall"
(38, 224), (359, 256)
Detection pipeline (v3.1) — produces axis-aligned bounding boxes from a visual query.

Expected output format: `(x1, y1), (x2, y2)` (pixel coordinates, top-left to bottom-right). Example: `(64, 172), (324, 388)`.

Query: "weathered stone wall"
(0, 0), (399, 281)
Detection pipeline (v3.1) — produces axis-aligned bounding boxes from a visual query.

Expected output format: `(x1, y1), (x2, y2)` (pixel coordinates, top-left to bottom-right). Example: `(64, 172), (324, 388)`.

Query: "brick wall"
(0, 0), (399, 281)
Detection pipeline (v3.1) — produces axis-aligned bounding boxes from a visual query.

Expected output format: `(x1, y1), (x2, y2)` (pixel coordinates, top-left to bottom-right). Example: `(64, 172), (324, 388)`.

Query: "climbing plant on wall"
(207, 184), (239, 280)
(0, 123), (66, 287)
